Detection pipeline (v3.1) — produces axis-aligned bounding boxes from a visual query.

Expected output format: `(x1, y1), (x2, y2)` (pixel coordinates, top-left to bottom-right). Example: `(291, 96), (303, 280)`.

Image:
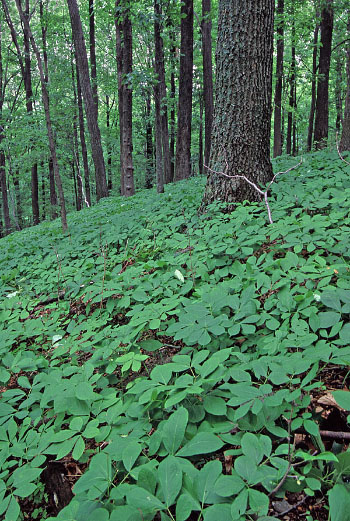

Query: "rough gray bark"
(273, 0), (284, 158)
(314, 0), (333, 149)
(15, 0), (67, 232)
(340, 11), (350, 152)
(201, 0), (214, 166)
(174, 0), (193, 181)
(67, 0), (108, 201)
(201, 0), (274, 209)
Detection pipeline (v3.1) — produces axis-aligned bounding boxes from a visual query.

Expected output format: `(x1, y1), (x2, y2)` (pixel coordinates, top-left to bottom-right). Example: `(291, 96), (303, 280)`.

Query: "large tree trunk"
(307, 17), (319, 152)
(340, 11), (350, 152)
(67, 0), (108, 201)
(15, 0), (67, 232)
(201, 0), (214, 167)
(154, 0), (171, 184)
(273, 0), (284, 158)
(174, 0), (193, 181)
(201, 0), (274, 209)
(314, 0), (333, 149)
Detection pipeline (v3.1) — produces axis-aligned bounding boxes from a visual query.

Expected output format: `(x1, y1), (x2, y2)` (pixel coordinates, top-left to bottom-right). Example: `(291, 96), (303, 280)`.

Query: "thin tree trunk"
(0, 143), (11, 235)
(335, 56), (343, 133)
(286, 15), (295, 155)
(67, 0), (108, 201)
(145, 91), (153, 188)
(15, 0), (67, 232)
(71, 59), (83, 211)
(3, 0), (39, 225)
(0, 17), (11, 234)
(307, 18), (319, 152)
(199, 93), (204, 175)
(13, 172), (22, 229)
(115, 0), (124, 195)
(201, 0), (214, 166)
(169, 32), (176, 181)
(49, 158), (58, 219)
(340, 11), (350, 152)
(175, 0), (193, 181)
(154, 0), (171, 184)
(40, 163), (46, 221)
(273, 0), (284, 157)
(40, 0), (57, 218)
(121, 8), (135, 196)
(22, 0), (39, 225)
(314, 0), (333, 149)
(76, 59), (91, 206)
(89, 0), (98, 116)
(106, 95), (113, 191)
(292, 80), (297, 155)
(154, 80), (164, 194)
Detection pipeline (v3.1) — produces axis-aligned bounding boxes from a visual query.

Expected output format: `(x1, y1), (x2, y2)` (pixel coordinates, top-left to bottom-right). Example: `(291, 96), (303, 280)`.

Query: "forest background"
(0, 0), (349, 235)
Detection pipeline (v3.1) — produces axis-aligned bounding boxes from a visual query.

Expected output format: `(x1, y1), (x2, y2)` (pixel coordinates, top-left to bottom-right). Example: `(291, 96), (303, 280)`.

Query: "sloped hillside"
(1, 151), (350, 521)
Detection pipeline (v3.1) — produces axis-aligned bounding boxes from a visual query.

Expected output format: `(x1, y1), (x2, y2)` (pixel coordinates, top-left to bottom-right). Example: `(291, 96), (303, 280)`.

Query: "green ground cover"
(1, 150), (350, 520)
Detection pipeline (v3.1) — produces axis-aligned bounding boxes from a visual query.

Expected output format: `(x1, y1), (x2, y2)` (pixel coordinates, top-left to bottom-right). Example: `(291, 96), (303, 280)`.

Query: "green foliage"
(1, 151), (350, 519)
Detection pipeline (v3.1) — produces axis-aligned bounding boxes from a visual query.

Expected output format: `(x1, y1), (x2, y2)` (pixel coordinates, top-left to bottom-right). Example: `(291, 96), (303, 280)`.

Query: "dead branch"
(204, 157), (302, 224)
(336, 131), (350, 166)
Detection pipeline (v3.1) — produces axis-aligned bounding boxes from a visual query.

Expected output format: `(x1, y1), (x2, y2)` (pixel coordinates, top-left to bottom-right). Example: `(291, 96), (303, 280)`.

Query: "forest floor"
(1, 149), (350, 521)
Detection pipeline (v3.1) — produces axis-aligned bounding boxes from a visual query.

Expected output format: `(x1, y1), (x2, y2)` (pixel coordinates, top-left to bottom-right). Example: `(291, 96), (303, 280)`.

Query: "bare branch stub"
(204, 157), (302, 224)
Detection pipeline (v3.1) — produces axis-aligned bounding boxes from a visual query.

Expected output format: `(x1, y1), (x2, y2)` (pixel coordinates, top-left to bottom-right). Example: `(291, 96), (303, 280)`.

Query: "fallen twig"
(275, 495), (307, 517)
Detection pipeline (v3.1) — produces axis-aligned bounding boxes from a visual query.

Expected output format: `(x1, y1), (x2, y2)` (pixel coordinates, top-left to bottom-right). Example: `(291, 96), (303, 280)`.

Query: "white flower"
(6, 291), (18, 298)
(313, 294), (321, 302)
(174, 269), (185, 283)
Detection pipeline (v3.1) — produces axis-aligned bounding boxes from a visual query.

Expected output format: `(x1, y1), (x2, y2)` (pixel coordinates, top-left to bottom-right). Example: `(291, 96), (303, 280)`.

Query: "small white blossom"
(313, 294), (321, 302)
(6, 291), (18, 298)
(174, 269), (185, 283)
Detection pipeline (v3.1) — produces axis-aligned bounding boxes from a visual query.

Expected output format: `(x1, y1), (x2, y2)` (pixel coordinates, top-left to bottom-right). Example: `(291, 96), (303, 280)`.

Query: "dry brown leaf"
(317, 392), (344, 411)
